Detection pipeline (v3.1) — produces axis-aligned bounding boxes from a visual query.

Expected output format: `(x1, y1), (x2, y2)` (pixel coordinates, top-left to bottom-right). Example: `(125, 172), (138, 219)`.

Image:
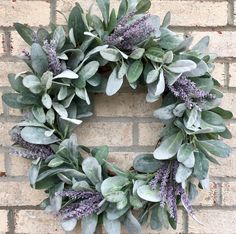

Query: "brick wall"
(0, 0), (235, 233)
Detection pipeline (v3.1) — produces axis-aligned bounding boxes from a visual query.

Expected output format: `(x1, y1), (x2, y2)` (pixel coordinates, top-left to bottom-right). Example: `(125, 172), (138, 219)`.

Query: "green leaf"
(211, 107), (233, 120)
(168, 60), (197, 73)
(162, 11), (171, 28)
(23, 75), (40, 88)
(137, 185), (161, 202)
(127, 60), (143, 83)
(61, 219), (77, 232)
(82, 157), (102, 185)
(175, 164), (192, 183)
(193, 152), (209, 180)
(48, 157), (64, 168)
(72, 180), (91, 191)
(52, 102), (68, 118)
(154, 132), (184, 160)
(2, 93), (29, 109)
(42, 93), (52, 109)
(54, 70), (79, 79)
(118, 61), (128, 79)
(129, 48), (145, 60)
(14, 23), (34, 45)
(192, 36), (209, 53)
(31, 43), (48, 76)
(29, 159), (41, 187)
(107, 9), (117, 33)
(75, 88), (90, 105)
(150, 206), (162, 231)
(106, 191), (126, 203)
(100, 48), (120, 62)
(186, 60), (209, 77)
(196, 140), (231, 158)
(53, 26), (66, 50)
(117, 0), (128, 20)
(122, 211), (141, 234)
(136, 0), (151, 13)
(21, 127), (59, 145)
(57, 86), (68, 101)
(92, 146), (109, 165)
(153, 104), (175, 121)
(177, 144), (195, 168)
(163, 51), (174, 64)
(145, 47), (164, 63)
(32, 106), (46, 123)
(68, 5), (86, 43)
(81, 214), (98, 234)
(101, 176), (129, 197)
(79, 61), (99, 80)
(8, 74), (26, 93)
(155, 70), (165, 96)
(146, 69), (159, 84)
(106, 204), (129, 220)
(96, 0), (110, 25)
(106, 66), (123, 96)
(133, 154), (163, 173)
(103, 215), (121, 234)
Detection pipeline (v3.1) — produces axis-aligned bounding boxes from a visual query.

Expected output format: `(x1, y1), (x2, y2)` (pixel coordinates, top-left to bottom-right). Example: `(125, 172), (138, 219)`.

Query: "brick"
(0, 153), (5, 174)
(188, 209), (236, 233)
(212, 63), (225, 87)
(8, 108), (23, 117)
(0, 1), (50, 27)
(210, 154), (236, 177)
(224, 122), (236, 148)
(15, 210), (64, 234)
(138, 122), (163, 146)
(192, 183), (217, 206)
(10, 31), (29, 56)
(0, 61), (28, 86)
(0, 91), (3, 115)
(94, 93), (160, 117)
(0, 32), (4, 56)
(9, 156), (30, 176)
(221, 93), (236, 118)
(190, 31), (236, 58)
(151, 1), (228, 27)
(108, 152), (136, 171)
(229, 63), (236, 87)
(0, 122), (15, 147)
(57, 0), (227, 27)
(0, 210), (8, 233)
(0, 181), (46, 206)
(76, 122), (133, 147)
(222, 182), (236, 206)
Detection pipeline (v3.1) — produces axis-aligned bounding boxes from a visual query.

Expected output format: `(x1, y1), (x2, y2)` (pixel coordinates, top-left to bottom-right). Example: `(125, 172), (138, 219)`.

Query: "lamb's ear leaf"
(14, 23), (34, 45)
(96, 0), (110, 25)
(136, 0), (151, 14)
(68, 4), (86, 44)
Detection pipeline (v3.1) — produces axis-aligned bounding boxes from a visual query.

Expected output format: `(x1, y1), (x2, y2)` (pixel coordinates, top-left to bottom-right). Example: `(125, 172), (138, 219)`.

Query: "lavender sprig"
(44, 40), (62, 75)
(168, 75), (215, 109)
(10, 127), (53, 160)
(149, 161), (194, 221)
(106, 13), (155, 51)
(57, 190), (103, 220)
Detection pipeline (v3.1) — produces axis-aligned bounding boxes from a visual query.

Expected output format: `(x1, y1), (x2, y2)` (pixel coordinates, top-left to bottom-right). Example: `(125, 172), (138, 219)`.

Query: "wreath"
(2, 0), (233, 233)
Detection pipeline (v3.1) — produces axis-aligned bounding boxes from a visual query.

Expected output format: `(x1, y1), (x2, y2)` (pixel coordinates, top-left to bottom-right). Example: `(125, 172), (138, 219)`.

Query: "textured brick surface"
(0, 61), (28, 86)
(94, 93), (160, 117)
(0, 0), (236, 234)
(229, 63), (236, 87)
(0, 32), (4, 56)
(222, 182), (236, 206)
(139, 122), (163, 146)
(0, 182), (46, 206)
(188, 210), (236, 233)
(15, 210), (64, 234)
(0, 1), (50, 27)
(76, 122), (133, 147)
(190, 31), (236, 58)
(0, 210), (8, 233)
(0, 153), (5, 173)
(151, 1), (228, 27)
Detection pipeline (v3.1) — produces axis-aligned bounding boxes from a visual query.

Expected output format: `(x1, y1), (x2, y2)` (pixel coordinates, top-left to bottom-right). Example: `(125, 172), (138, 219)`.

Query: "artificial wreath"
(2, 0), (233, 233)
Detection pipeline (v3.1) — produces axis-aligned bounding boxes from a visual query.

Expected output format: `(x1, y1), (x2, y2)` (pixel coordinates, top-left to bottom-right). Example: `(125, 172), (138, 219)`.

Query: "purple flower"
(44, 40), (62, 75)
(149, 161), (194, 220)
(168, 75), (215, 109)
(106, 13), (155, 51)
(10, 127), (53, 160)
(57, 190), (103, 220)
(21, 49), (31, 60)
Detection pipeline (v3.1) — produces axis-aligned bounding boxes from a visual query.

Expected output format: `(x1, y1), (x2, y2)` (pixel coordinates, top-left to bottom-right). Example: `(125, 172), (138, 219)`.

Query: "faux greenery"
(2, 0), (233, 233)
